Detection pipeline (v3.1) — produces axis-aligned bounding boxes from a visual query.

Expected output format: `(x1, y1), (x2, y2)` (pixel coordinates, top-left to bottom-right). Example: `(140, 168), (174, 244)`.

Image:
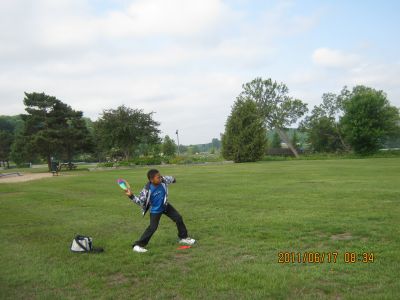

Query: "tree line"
(221, 77), (400, 162)
(1, 80), (399, 168)
(0, 92), (222, 170)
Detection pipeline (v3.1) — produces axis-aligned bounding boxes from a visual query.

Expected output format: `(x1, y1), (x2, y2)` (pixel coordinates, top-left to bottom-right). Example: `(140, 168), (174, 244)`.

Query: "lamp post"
(176, 129), (180, 156)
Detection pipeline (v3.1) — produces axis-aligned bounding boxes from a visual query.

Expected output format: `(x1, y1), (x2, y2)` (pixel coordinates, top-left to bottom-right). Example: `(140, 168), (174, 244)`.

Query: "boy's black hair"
(147, 169), (160, 181)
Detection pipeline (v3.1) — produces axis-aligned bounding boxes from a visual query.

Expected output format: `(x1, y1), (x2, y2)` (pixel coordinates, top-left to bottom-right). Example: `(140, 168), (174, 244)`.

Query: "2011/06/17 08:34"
(277, 252), (375, 264)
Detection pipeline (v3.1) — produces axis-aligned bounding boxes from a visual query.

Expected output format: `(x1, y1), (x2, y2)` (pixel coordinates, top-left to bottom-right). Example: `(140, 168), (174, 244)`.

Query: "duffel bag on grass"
(70, 235), (103, 253)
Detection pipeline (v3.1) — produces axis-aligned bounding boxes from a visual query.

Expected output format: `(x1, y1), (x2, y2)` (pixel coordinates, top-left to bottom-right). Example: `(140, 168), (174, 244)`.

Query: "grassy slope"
(0, 159), (399, 299)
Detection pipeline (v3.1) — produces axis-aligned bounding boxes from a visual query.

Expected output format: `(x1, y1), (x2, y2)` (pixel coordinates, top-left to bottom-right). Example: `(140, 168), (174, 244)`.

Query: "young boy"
(125, 169), (195, 253)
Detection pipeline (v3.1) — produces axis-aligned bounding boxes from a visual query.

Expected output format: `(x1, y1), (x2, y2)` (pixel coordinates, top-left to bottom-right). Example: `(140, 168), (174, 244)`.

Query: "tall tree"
(162, 135), (177, 156)
(222, 98), (267, 162)
(340, 86), (400, 154)
(300, 91), (349, 152)
(14, 92), (93, 170)
(301, 116), (343, 152)
(10, 134), (38, 167)
(238, 78), (308, 157)
(62, 111), (94, 162)
(135, 142), (162, 157)
(0, 130), (13, 168)
(0, 116), (23, 168)
(19, 93), (70, 170)
(94, 105), (160, 160)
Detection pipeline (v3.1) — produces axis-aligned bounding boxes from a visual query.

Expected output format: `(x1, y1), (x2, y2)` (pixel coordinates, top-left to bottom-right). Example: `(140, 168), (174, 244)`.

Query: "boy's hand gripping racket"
(117, 179), (131, 192)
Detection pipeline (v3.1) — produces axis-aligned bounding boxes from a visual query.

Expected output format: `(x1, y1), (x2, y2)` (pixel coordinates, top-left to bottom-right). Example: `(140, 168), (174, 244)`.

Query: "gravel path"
(0, 173), (55, 183)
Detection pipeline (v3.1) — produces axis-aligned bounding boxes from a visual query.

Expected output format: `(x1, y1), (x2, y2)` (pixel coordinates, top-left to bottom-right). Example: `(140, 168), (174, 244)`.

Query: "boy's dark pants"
(134, 203), (188, 247)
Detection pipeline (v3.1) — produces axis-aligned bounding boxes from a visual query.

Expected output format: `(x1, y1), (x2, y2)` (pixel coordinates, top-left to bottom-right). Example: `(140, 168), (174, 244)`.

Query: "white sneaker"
(179, 237), (196, 245)
(133, 245), (148, 253)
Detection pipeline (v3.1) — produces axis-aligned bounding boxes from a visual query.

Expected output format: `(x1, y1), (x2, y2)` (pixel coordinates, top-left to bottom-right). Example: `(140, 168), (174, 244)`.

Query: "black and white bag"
(71, 235), (93, 252)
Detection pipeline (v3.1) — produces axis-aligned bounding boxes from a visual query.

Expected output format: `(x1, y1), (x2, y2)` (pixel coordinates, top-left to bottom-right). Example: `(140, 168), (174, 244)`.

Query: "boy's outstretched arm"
(125, 186), (147, 208)
(162, 175), (176, 185)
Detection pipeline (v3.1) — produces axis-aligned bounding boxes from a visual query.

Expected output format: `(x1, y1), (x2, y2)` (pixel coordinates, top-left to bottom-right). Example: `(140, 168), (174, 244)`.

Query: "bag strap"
(75, 236), (90, 252)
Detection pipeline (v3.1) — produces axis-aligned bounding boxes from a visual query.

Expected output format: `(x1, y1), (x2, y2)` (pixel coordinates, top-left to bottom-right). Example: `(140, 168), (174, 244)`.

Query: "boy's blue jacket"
(129, 176), (176, 216)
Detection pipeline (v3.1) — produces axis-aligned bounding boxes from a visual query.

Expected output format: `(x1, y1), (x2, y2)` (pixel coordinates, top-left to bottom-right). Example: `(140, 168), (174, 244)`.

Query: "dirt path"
(0, 173), (55, 183)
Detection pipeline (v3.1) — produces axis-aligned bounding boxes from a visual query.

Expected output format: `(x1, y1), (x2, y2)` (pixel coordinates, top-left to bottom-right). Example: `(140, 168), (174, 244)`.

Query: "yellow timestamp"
(278, 252), (375, 264)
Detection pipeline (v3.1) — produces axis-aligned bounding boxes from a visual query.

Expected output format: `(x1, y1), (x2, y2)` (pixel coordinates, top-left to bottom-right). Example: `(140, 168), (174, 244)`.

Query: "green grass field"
(1, 158), (399, 299)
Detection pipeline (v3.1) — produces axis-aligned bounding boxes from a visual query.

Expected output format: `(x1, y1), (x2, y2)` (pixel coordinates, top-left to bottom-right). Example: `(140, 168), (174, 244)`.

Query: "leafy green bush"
(117, 161), (133, 167)
(133, 156), (163, 165)
(262, 149), (400, 161)
(165, 154), (223, 164)
(96, 154), (225, 167)
(97, 162), (114, 167)
(166, 156), (186, 164)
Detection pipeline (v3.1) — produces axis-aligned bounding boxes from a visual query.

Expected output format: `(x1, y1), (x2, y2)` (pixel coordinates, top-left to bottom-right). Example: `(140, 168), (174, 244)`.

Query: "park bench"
(59, 162), (77, 171)
(50, 162), (77, 176)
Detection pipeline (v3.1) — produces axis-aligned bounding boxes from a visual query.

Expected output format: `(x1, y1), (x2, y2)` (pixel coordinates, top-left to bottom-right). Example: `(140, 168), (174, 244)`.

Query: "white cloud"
(107, 0), (226, 37)
(312, 47), (361, 68)
(0, 1), (348, 144)
(310, 47), (400, 95)
(33, 0), (230, 48)
(348, 62), (400, 86)
(293, 48), (400, 111)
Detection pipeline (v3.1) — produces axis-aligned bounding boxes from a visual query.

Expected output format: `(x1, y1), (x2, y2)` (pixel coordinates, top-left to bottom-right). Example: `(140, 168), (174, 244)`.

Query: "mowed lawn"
(0, 159), (399, 299)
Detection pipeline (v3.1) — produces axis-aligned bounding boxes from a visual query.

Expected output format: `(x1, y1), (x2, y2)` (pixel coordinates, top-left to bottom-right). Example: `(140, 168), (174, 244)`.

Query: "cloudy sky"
(1, 0), (399, 144)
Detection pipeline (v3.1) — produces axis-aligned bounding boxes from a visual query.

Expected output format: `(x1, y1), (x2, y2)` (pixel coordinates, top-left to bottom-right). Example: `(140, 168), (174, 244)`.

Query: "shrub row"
(97, 154), (224, 168)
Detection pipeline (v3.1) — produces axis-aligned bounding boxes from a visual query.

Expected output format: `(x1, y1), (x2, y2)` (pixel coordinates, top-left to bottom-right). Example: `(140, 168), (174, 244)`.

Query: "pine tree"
(13, 92), (93, 170)
(222, 98), (267, 162)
